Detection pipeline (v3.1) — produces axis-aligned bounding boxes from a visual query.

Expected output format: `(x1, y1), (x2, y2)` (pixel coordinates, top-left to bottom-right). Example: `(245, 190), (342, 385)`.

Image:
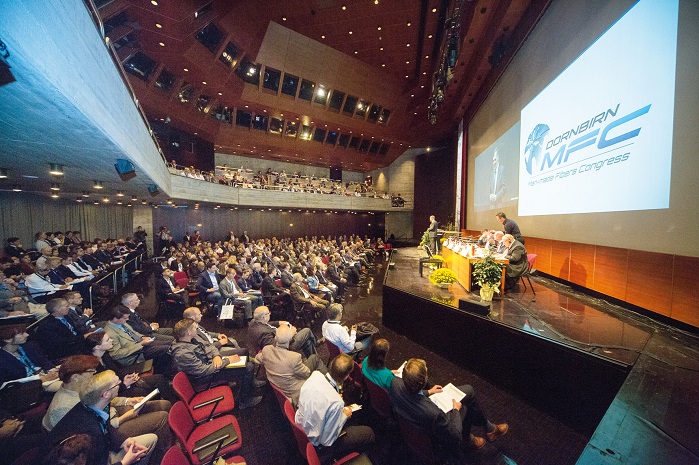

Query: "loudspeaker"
(458, 297), (490, 315)
(148, 184), (160, 196)
(114, 159), (136, 181)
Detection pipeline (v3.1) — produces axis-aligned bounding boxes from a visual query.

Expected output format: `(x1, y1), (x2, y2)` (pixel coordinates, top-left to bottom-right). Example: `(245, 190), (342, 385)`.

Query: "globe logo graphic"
(524, 124), (550, 175)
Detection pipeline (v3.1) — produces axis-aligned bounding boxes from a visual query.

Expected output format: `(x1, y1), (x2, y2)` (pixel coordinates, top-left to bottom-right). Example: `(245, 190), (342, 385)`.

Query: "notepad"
(225, 355), (247, 368)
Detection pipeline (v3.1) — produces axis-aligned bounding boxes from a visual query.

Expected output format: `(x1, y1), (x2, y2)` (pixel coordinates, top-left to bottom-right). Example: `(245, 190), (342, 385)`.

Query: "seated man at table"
(248, 306), (319, 358)
(389, 358), (508, 461)
(501, 234), (528, 291)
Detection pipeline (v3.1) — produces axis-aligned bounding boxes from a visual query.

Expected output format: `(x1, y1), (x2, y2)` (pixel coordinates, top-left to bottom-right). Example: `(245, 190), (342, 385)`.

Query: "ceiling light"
(11, 185), (22, 192)
(422, 71), (427, 75)
(282, 17), (287, 21)
(93, 180), (104, 189)
(218, 92), (222, 95)
(0, 168), (7, 178)
(76, 198), (83, 203)
(49, 163), (64, 176)
(428, 34), (433, 39)
(155, 23), (162, 28)
(354, 51), (358, 54)
(202, 81), (207, 85)
(151, 0), (158, 5)
(348, 31), (352, 35)
(117, 201), (123, 205)
(116, 190), (124, 197)
(51, 193), (59, 198)
(183, 68), (189, 72)
(342, 5), (346, 10)
(82, 191), (90, 197)
(141, 199), (147, 204)
(432, 8), (437, 12)
(102, 197), (110, 203)
(425, 55), (429, 59)
(405, 75), (409, 78)
(374, 0), (378, 4)
(127, 203), (132, 207)
(321, 35), (325, 39)
(379, 47), (383, 51)
(381, 64), (385, 67)
(407, 22), (411, 26)
(93, 201), (99, 205)
(406, 43), (410, 47)
(159, 42), (165, 47)
(377, 26), (382, 31)
(406, 60), (410, 64)
(50, 183), (60, 191)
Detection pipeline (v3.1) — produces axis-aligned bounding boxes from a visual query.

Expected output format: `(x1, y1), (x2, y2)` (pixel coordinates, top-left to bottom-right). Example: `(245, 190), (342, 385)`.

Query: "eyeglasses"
(85, 369), (97, 373)
(106, 383), (121, 392)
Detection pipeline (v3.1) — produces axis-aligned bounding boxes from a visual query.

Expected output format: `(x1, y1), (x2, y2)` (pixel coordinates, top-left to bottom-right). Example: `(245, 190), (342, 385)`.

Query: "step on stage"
(382, 247), (699, 465)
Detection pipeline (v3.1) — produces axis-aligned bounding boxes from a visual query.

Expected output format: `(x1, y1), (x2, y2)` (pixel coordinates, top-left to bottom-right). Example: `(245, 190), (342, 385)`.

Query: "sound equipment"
(114, 159), (136, 181)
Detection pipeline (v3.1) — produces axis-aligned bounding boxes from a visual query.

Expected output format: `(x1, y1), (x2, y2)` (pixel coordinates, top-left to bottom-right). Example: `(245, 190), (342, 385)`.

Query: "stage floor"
(385, 247), (699, 465)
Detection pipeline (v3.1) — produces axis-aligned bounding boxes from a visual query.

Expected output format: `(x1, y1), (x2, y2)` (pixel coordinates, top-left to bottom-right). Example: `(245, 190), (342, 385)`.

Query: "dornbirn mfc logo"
(523, 103), (651, 177)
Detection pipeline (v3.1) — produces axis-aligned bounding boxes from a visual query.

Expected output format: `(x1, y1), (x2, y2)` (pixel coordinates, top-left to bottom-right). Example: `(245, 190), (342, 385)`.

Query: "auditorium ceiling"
(96, 0), (550, 171)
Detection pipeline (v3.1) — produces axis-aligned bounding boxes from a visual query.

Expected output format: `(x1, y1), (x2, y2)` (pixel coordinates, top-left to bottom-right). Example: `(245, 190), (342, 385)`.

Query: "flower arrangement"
(430, 267), (458, 285)
(419, 231), (430, 248)
(472, 253), (502, 301)
(431, 255), (445, 262)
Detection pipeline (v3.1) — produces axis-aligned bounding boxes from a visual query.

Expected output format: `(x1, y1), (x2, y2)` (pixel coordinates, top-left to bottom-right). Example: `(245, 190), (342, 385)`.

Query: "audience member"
(33, 298), (86, 361)
(361, 338), (400, 390)
(182, 306), (248, 357)
(295, 353), (375, 460)
(0, 324), (59, 387)
(322, 303), (370, 356)
(248, 306), (319, 357)
(389, 358), (508, 459)
(501, 234), (528, 291)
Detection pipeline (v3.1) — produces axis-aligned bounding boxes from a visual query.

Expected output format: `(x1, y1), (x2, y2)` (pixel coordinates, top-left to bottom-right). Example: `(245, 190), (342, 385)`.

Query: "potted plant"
(472, 253), (502, 302)
(430, 267), (458, 288)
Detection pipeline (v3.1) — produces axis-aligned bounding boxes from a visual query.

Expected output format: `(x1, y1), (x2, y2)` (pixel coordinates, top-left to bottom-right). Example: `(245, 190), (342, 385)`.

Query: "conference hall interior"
(0, 0), (697, 464)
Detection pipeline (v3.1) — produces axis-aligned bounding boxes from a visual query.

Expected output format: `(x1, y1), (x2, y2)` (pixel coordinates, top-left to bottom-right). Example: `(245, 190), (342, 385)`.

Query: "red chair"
(519, 254), (537, 301)
(172, 372), (235, 423)
(269, 380), (290, 412)
(162, 445), (247, 465)
(306, 443), (364, 465)
(173, 271), (188, 282)
(283, 399), (310, 458)
(325, 339), (342, 362)
(168, 401), (243, 465)
(396, 415), (437, 465)
(365, 377), (392, 421)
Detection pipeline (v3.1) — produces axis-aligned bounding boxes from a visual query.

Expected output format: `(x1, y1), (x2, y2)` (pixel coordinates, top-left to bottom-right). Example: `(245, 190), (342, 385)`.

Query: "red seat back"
(396, 415), (436, 465)
(325, 339), (342, 361)
(172, 372), (196, 403)
(283, 399), (310, 458)
(365, 377), (392, 419)
(270, 381), (289, 412)
(526, 254), (537, 273)
(161, 446), (190, 465)
(173, 271), (188, 282)
(169, 401), (195, 446)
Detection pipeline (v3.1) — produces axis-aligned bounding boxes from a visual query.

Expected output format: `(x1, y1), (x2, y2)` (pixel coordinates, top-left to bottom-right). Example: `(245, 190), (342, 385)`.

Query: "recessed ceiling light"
(406, 43), (410, 47)
(218, 92), (222, 95)
(422, 71), (427, 75)
(155, 23), (162, 28)
(183, 68), (189, 72)
(50, 183), (60, 191)
(379, 47), (384, 51)
(0, 168), (7, 178)
(420, 85), (425, 88)
(11, 185), (22, 192)
(202, 81), (206, 85)
(22, 175), (38, 179)
(425, 55), (429, 59)
(342, 5), (346, 10)
(151, 0), (158, 5)
(432, 8), (437, 13)
(407, 22), (411, 26)
(410, 94), (414, 97)
(49, 163), (64, 175)
(374, 0), (378, 4)
(348, 31), (352, 35)
(406, 60), (410, 64)
(405, 75), (409, 78)
(321, 35), (325, 39)
(428, 34), (433, 39)
(159, 42), (165, 47)
(354, 51), (358, 54)
(51, 193), (59, 198)
(381, 64), (385, 67)
(245, 105), (249, 108)
(377, 26), (382, 31)
(282, 17), (287, 21)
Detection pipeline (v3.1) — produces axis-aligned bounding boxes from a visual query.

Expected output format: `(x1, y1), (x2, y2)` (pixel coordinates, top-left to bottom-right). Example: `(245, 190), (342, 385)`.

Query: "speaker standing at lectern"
(427, 215), (439, 254)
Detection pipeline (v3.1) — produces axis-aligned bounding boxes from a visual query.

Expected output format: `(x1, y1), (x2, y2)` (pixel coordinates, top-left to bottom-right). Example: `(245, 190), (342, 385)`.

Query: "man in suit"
(64, 291), (95, 335)
(279, 262), (294, 288)
(256, 324), (325, 406)
(219, 266), (253, 319)
(196, 261), (224, 310)
(389, 358), (508, 461)
(182, 307), (248, 357)
(290, 273), (329, 323)
(25, 265), (72, 304)
(501, 234), (528, 291)
(4, 238), (26, 258)
(47, 370), (157, 465)
(103, 306), (172, 374)
(155, 269), (187, 309)
(119, 293), (174, 340)
(427, 215), (439, 254)
(248, 306), (318, 358)
(33, 297), (85, 361)
(496, 212), (524, 244)
(489, 148), (506, 208)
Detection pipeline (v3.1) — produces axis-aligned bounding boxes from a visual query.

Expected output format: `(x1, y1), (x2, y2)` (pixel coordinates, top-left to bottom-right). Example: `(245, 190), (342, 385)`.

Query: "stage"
(382, 247), (699, 465)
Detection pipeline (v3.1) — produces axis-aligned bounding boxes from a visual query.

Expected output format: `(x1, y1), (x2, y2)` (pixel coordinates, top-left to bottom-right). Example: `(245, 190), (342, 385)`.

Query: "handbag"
(355, 322), (380, 341)
(0, 379), (43, 414)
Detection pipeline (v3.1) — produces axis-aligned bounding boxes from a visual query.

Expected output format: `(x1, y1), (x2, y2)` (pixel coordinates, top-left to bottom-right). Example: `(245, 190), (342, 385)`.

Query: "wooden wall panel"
(625, 251), (674, 316)
(592, 246), (628, 301)
(550, 240), (571, 281)
(569, 242), (595, 288)
(671, 256), (699, 327)
(526, 237), (551, 275)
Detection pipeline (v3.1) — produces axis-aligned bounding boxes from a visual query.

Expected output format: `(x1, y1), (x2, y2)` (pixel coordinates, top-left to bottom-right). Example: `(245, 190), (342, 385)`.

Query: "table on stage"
(442, 247), (508, 294)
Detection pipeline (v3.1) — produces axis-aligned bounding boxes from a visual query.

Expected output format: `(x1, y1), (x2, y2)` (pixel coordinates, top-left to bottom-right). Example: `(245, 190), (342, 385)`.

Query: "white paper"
(0, 374), (40, 390)
(429, 383), (466, 414)
(393, 361), (407, 378)
(133, 388), (159, 410)
(349, 403), (362, 412)
(225, 355), (247, 368)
